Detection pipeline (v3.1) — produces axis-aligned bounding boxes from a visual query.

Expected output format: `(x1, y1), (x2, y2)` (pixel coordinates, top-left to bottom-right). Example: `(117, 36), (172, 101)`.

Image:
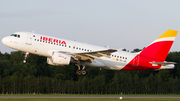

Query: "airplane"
(2, 29), (178, 75)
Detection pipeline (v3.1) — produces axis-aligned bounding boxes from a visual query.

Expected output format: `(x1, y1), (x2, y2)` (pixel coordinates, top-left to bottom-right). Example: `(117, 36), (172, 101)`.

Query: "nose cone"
(2, 37), (6, 44)
(2, 37), (9, 46)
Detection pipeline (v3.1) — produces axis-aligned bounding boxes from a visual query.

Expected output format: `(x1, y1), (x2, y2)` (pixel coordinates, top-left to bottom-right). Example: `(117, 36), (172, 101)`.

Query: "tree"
(0, 50), (180, 94)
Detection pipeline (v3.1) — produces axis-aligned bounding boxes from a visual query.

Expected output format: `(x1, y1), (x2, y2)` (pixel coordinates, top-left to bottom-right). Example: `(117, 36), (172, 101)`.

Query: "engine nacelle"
(47, 52), (71, 66)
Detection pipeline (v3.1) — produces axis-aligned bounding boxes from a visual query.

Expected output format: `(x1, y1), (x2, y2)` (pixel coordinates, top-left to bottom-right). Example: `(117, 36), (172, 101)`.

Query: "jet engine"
(47, 52), (71, 66)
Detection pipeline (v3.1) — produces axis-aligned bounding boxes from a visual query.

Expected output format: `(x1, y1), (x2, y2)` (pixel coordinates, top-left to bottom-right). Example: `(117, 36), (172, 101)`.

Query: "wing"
(62, 49), (117, 62)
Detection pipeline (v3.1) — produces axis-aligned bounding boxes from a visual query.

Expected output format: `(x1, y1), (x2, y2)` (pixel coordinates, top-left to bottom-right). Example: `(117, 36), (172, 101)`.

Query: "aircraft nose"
(2, 37), (8, 45)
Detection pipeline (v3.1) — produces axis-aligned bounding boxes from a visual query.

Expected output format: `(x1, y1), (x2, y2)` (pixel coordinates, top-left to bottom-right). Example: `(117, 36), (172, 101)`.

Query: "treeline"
(0, 50), (180, 94)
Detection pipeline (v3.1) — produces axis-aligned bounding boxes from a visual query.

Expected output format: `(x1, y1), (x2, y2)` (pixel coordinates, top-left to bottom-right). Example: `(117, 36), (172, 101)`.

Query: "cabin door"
(26, 34), (33, 45)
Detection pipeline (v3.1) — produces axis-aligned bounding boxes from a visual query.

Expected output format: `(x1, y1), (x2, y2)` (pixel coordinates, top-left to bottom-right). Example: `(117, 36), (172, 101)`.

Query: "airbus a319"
(2, 30), (178, 75)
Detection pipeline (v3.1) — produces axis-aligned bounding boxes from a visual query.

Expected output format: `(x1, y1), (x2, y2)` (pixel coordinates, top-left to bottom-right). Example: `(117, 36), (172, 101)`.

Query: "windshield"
(10, 34), (20, 38)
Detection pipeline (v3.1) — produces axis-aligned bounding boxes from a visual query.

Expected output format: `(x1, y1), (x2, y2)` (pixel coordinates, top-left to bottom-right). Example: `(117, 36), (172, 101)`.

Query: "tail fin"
(139, 29), (178, 61)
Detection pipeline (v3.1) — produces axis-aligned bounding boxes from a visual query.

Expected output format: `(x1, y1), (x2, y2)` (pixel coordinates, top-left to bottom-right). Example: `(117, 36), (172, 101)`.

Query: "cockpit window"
(11, 34), (20, 38)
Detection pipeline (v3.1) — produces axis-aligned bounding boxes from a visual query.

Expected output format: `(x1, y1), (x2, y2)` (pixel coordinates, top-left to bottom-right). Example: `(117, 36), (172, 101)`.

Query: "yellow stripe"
(156, 29), (178, 40)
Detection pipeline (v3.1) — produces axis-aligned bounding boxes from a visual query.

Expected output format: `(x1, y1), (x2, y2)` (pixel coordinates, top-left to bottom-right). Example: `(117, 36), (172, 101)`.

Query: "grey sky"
(0, 0), (180, 53)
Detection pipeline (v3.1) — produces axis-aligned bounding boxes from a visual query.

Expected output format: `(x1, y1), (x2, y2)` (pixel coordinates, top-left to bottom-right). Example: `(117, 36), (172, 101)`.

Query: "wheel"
(23, 60), (26, 63)
(76, 70), (81, 76)
(81, 70), (86, 76)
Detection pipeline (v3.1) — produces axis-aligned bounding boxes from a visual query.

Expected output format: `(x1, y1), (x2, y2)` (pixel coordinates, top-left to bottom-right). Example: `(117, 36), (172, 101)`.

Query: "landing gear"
(76, 70), (82, 76)
(23, 52), (29, 63)
(81, 69), (87, 76)
(76, 65), (87, 76)
(23, 60), (26, 63)
(76, 69), (87, 76)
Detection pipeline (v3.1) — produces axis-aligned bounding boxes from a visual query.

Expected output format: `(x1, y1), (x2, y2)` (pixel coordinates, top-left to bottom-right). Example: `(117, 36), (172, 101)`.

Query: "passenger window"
(69, 46), (71, 48)
(82, 48), (84, 51)
(84, 49), (86, 51)
(87, 50), (89, 52)
(73, 47), (75, 49)
(11, 34), (14, 36)
(76, 47), (78, 49)
(114, 55), (116, 57)
(59, 44), (61, 46)
(79, 48), (81, 50)
(65, 45), (67, 47)
(35, 39), (36, 41)
(37, 39), (39, 41)
(117, 56), (119, 58)
(18, 35), (20, 38)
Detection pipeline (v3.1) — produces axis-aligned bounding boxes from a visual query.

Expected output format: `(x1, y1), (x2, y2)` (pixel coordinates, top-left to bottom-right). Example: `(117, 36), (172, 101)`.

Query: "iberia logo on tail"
(140, 30), (178, 61)
(122, 30), (178, 70)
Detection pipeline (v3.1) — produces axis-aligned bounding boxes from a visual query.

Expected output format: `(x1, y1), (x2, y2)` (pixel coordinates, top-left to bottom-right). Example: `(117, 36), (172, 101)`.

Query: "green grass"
(0, 99), (180, 101)
(0, 94), (180, 101)
(0, 94), (180, 97)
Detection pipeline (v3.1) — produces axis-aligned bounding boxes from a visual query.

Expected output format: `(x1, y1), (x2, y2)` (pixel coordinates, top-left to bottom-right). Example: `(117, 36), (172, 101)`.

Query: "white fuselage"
(2, 32), (136, 70)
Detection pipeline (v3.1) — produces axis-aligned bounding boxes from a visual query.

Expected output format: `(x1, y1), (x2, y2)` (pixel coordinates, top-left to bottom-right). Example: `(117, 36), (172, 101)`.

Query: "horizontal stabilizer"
(149, 62), (176, 66)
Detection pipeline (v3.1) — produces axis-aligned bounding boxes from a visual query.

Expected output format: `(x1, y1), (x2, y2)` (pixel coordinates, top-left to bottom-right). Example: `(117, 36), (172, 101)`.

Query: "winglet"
(117, 48), (123, 53)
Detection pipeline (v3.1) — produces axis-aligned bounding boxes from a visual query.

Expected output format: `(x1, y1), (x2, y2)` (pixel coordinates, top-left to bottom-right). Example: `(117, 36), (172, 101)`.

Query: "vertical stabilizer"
(139, 30), (178, 61)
